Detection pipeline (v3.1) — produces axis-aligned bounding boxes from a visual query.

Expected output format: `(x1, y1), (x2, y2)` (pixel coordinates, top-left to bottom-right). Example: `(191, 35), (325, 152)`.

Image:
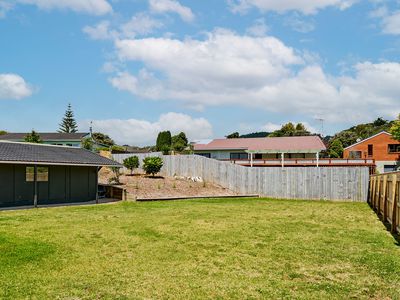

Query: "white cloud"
(284, 14), (315, 33)
(228, 0), (357, 15)
(16, 0), (112, 15)
(0, 73), (34, 100)
(262, 122), (282, 132)
(382, 10), (400, 35)
(83, 21), (116, 40)
(83, 13), (163, 41)
(121, 13), (164, 37)
(149, 0), (194, 22)
(109, 29), (400, 123)
(84, 112), (213, 145)
(246, 18), (269, 36)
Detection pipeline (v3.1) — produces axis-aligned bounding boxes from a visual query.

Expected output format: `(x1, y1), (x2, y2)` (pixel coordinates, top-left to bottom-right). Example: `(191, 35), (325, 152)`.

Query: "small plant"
(172, 183), (176, 189)
(203, 181), (207, 188)
(157, 184), (161, 190)
(123, 156), (139, 175)
(108, 167), (121, 184)
(142, 156), (163, 177)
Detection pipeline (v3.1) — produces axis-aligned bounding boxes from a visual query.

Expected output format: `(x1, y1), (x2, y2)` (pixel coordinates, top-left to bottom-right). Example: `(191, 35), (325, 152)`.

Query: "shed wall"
(0, 164), (98, 207)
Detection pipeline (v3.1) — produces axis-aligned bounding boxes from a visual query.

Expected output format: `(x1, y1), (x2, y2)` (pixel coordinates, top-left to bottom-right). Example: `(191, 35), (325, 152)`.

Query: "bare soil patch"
(99, 169), (237, 199)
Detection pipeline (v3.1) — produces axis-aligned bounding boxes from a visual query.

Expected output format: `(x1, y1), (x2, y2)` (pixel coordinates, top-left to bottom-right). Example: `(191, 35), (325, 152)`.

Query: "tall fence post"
(390, 174), (398, 233)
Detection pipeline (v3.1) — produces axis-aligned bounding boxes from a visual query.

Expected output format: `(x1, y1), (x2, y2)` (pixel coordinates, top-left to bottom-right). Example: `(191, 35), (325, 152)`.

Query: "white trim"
(344, 131), (392, 150)
(0, 140), (83, 149)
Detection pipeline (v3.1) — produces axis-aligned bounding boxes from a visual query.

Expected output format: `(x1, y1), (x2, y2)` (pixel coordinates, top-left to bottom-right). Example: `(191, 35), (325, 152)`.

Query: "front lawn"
(0, 198), (399, 299)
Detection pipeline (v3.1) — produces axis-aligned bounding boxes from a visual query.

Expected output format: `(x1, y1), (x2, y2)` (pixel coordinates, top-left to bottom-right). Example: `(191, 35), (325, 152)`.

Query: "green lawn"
(0, 198), (399, 299)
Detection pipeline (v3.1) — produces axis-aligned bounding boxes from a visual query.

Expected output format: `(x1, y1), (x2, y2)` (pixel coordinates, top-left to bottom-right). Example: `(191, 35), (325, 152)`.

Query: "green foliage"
(269, 122), (311, 137)
(24, 130), (42, 143)
(110, 145), (126, 153)
(171, 132), (188, 152)
(390, 114), (400, 141)
(81, 138), (93, 151)
(240, 131), (269, 138)
(328, 139), (344, 158)
(156, 131), (172, 152)
(123, 156), (139, 175)
(58, 103), (77, 133)
(329, 118), (394, 149)
(108, 167), (121, 185)
(142, 156), (163, 177)
(92, 132), (114, 147)
(226, 132), (240, 139)
(0, 130), (7, 135)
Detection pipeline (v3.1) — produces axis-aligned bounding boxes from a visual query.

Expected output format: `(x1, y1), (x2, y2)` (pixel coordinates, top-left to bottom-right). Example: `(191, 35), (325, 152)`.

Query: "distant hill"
(240, 132), (270, 138)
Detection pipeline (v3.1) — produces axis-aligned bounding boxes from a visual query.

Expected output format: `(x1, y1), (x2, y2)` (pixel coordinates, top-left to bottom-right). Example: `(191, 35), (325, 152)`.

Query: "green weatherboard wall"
(0, 164), (98, 207)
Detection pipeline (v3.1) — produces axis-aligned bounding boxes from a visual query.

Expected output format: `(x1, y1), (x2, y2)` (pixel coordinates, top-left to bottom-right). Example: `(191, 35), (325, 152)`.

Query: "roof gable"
(344, 131), (393, 150)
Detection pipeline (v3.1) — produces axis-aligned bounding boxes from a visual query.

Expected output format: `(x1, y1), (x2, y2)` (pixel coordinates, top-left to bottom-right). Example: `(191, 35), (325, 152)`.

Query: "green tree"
(59, 103), (78, 133)
(123, 156), (139, 175)
(172, 132), (188, 152)
(143, 156), (163, 177)
(373, 117), (388, 127)
(390, 114), (400, 141)
(92, 132), (114, 146)
(156, 131), (172, 152)
(0, 130), (6, 135)
(24, 130), (42, 143)
(328, 139), (344, 158)
(226, 132), (240, 139)
(81, 138), (93, 151)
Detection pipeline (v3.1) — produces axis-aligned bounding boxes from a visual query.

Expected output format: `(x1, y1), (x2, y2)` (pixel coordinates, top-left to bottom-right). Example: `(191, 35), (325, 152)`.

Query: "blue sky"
(0, 0), (399, 145)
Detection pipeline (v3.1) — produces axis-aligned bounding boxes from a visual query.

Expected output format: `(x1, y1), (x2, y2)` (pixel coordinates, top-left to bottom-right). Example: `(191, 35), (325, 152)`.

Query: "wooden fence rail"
(369, 172), (400, 233)
(159, 155), (369, 202)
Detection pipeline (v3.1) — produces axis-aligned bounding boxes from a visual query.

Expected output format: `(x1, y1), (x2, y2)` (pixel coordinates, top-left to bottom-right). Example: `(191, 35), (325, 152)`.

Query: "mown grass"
(0, 198), (399, 299)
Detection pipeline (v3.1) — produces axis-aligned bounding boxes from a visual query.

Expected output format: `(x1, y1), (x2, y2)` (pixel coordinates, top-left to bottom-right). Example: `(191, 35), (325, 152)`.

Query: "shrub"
(142, 156), (163, 177)
(123, 156), (139, 175)
(108, 167), (121, 184)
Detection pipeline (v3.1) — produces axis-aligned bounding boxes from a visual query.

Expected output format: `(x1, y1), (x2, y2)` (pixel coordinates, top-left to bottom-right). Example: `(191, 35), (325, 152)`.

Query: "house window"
(26, 167), (34, 182)
(230, 153), (248, 160)
(388, 144), (400, 153)
(37, 167), (49, 182)
(349, 151), (362, 159)
(367, 144), (373, 156)
(197, 153), (211, 158)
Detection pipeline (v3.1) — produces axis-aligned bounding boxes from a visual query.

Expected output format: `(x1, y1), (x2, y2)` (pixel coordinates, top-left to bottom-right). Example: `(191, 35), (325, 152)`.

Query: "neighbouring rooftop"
(0, 141), (121, 167)
(0, 132), (90, 141)
(194, 136), (327, 153)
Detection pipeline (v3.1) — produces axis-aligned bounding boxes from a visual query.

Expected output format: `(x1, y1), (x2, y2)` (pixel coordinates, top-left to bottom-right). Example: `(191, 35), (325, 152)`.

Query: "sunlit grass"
(0, 198), (399, 299)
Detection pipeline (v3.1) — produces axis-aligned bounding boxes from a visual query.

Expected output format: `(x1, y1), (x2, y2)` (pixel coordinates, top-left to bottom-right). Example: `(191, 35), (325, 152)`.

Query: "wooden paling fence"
(160, 155), (369, 202)
(369, 172), (400, 234)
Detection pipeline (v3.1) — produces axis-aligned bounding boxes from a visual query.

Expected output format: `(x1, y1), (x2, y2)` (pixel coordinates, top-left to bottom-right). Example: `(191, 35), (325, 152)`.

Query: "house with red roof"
(343, 131), (400, 173)
(194, 136), (375, 169)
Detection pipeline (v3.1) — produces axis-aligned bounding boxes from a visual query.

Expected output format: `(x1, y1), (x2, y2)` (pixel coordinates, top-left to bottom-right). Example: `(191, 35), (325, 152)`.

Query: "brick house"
(343, 131), (400, 173)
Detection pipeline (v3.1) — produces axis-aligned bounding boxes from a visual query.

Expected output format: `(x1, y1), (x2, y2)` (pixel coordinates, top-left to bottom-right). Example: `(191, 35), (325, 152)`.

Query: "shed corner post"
(250, 152), (253, 168)
(33, 165), (38, 208)
(281, 152), (285, 169)
(96, 167), (100, 204)
(316, 152), (319, 168)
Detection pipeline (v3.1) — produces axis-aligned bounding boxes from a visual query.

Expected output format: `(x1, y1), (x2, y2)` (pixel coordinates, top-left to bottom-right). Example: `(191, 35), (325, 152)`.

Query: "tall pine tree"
(59, 103), (78, 133)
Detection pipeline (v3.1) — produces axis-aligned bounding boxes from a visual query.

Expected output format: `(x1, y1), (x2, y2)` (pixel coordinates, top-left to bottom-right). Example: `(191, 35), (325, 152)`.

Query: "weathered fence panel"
(159, 155), (369, 202)
(369, 172), (399, 234)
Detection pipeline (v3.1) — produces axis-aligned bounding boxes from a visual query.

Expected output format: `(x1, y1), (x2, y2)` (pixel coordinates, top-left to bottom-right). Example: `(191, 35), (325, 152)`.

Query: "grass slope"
(0, 198), (399, 299)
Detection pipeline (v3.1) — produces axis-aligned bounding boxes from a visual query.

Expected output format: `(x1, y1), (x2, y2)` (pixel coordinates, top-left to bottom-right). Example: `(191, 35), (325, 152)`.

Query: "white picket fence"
(112, 154), (369, 201)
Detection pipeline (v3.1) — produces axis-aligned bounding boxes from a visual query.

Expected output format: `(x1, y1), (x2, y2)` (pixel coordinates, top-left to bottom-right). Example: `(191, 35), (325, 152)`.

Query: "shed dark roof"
(0, 132), (89, 141)
(0, 141), (122, 167)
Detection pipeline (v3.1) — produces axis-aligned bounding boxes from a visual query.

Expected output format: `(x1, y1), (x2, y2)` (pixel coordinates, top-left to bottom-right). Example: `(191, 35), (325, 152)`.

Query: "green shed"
(0, 141), (121, 208)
